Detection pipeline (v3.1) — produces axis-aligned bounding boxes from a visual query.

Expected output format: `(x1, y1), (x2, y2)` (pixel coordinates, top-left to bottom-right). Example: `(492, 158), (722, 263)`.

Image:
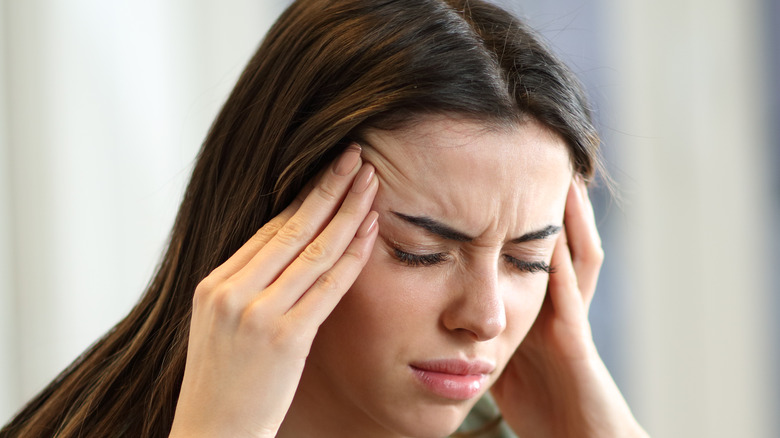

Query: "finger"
(262, 164), (377, 312)
(207, 200), (301, 282)
(286, 210), (379, 331)
(294, 164), (328, 204)
(194, 147), (349, 299)
(547, 226), (585, 322)
(230, 145), (364, 292)
(563, 179), (603, 307)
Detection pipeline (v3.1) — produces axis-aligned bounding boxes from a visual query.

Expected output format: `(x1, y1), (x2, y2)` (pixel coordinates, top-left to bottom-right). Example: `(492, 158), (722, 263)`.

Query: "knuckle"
(315, 178), (341, 203)
(275, 218), (310, 247)
(209, 282), (243, 317)
(578, 246), (604, 267)
(590, 246), (605, 263)
(313, 272), (340, 294)
(256, 318), (297, 351)
(194, 277), (212, 298)
(270, 317), (311, 352)
(336, 201), (363, 219)
(193, 275), (218, 305)
(343, 245), (367, 263)
(242, 302), (272, 335)
(267, 320), (290, 345)
(254, 218), (284, 243)
(300, 239), (331, 263)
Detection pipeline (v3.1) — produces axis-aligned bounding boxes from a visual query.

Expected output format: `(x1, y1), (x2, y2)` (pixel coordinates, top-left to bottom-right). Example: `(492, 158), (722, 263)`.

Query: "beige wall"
(607, 0), (775, 436)
(0, 0), (18, 422)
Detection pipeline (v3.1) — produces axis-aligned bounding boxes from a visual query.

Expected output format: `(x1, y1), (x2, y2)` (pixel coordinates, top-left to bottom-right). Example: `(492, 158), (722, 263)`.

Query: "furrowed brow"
(392, 211), (561, 244)
(510, 225), (562, 243)
(391, 212), (473, 242)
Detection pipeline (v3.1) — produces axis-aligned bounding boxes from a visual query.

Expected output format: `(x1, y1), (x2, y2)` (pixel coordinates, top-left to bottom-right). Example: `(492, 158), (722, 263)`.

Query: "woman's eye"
(503, 254), (552, 274)
(393, 248), (448, 266)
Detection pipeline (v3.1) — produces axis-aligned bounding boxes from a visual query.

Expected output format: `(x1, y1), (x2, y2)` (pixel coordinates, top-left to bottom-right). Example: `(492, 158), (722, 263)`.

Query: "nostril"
(474, 314), (506, 341)
(442, 297), (507, 341)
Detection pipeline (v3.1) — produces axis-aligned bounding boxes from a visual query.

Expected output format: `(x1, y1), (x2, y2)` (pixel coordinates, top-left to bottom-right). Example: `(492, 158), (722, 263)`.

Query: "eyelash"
(393, 248), (448, 266)
(503, 255), (553, 274)
(393, 248), (552, 274)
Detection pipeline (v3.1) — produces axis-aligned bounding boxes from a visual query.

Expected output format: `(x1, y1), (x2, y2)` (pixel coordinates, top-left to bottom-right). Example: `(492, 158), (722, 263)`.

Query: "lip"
(409, 359), (495, 401)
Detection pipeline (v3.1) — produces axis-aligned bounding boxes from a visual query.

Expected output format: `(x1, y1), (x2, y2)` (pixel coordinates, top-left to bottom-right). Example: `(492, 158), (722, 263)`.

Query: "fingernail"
(334, 144), (362, 176)
(351, 164), (375, 193)
(357, 211), (379, 237)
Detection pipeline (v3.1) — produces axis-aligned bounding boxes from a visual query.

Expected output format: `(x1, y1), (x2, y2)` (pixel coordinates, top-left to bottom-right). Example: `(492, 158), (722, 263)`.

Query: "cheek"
(500, 277), (549, 351)
(341, 251), (446, 326)
(320, 252), (443, 355)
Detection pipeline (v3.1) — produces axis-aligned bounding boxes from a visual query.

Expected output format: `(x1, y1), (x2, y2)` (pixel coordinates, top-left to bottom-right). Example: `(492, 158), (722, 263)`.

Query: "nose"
(441, 267), (507, 342)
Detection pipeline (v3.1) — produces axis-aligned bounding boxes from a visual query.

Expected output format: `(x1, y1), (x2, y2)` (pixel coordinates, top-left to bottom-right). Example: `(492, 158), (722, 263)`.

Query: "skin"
(279, 116), (571, 438)
(170, 116), (649, 438)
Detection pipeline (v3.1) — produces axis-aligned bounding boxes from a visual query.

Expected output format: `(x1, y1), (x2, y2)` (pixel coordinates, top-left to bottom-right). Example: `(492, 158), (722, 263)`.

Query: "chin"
(372, 399), (478, 438)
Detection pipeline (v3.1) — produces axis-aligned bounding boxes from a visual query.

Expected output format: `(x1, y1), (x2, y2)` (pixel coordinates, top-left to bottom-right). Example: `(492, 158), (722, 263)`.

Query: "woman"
(1, 0), (648, 436)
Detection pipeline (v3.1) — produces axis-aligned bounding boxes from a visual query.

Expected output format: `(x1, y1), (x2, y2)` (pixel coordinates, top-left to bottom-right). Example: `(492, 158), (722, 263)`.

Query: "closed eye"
(393, 248), (448, 266)
(503, 254), (552, 274)
(393, 248), (550, 274)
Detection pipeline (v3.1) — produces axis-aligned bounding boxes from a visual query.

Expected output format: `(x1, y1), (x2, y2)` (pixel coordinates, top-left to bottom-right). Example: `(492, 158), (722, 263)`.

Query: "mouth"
(409, 359), (495, 401)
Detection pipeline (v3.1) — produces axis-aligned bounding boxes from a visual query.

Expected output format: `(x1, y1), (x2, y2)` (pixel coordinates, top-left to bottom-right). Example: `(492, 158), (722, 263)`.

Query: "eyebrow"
(391, 211), (561, 244)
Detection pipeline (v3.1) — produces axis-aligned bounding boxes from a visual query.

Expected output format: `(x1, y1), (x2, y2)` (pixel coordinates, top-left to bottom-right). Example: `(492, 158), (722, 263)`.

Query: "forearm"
(563, 356), (648, 437)
(510, 354), (649, 438)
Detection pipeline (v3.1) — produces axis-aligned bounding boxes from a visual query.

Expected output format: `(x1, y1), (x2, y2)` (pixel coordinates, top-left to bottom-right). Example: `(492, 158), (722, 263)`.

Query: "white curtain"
(0, 0), (287, 423)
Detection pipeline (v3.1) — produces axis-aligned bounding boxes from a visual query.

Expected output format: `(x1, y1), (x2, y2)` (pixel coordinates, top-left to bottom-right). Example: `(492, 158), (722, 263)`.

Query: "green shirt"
(455, 394), (518, 438)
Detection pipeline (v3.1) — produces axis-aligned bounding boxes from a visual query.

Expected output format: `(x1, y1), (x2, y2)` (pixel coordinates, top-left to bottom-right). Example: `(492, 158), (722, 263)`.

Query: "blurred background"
(0, 0), (776, 436)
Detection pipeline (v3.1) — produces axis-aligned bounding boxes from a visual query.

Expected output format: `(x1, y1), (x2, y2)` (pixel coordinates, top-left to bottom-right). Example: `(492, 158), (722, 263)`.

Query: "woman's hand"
(169, 145), (379, 438)
(491, 178), (648, 437)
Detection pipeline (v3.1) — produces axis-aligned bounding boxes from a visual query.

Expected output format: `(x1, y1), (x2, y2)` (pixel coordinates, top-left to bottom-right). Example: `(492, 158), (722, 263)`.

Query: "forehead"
(359, 116), (573, 235)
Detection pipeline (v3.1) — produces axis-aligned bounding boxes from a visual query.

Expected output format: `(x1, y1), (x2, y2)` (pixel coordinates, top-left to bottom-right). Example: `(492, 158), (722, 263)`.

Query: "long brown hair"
(1, 0), (600, 436)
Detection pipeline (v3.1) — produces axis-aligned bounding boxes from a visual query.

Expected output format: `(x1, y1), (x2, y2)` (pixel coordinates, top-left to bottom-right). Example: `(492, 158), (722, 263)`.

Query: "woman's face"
(296, 116), (573, 437)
